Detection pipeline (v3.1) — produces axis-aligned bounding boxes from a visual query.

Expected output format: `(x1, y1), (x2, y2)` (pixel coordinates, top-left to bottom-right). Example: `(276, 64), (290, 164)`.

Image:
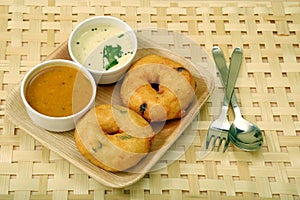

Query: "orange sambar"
(25, 66), (93, 117)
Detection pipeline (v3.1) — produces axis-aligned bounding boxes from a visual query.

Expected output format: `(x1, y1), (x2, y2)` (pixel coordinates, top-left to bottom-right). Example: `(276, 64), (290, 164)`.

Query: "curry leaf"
(103, 45), (123, 70)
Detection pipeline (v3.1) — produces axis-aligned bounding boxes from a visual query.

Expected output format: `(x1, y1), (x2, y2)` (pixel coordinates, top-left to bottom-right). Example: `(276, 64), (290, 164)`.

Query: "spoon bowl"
(229, 117), (263, 144)
(228, 133), (263, 151)
(228, 105), (263, 149)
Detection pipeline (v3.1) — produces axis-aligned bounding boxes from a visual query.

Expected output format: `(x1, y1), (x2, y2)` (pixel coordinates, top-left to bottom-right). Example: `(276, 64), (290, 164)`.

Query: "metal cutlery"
(205, 47), (243, 152)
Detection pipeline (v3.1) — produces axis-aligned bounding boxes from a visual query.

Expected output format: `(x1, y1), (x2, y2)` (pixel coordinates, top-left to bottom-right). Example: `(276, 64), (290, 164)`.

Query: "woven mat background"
(0, 0), (300, 200)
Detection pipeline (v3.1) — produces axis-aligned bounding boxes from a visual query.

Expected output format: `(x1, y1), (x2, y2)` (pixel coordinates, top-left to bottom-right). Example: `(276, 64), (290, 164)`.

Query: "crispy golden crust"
(74, 104), (154, 172)
(121, 54), (196, 122)
(130, 54), (196, 90)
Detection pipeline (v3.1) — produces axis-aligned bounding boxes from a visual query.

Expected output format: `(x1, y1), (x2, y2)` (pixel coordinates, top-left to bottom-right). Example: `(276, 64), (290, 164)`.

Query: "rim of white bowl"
(20, 59), (97, 120)
(68, 16), (138, 75)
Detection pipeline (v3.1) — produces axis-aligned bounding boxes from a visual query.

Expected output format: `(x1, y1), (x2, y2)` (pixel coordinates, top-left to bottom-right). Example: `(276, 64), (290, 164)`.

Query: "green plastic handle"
(212, 46), (243, 106)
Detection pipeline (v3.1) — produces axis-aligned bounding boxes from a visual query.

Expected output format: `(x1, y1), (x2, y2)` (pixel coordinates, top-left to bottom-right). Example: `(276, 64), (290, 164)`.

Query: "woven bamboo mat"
(0, 0), (300, 199)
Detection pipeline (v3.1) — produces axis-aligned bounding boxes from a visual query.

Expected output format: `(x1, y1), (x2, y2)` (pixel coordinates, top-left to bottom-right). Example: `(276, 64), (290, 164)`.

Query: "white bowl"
(20, 59), (97, 132)
(68, 16), (137, 84)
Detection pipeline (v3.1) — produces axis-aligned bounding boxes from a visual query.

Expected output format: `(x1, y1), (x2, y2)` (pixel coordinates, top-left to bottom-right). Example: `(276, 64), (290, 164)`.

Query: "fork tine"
(217, 138), (223, 152)
(211, 136), (219, 150)
(205, 135), (213, 149)
(223, 137), (230, 153)
(205, 134), (229, 152)
(217, 137), (228, 152)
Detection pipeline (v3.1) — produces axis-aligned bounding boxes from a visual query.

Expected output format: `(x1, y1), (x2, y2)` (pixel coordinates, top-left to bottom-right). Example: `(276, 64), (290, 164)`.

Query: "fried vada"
(74, 104), (154, 172)
(121, 54), (196, 122)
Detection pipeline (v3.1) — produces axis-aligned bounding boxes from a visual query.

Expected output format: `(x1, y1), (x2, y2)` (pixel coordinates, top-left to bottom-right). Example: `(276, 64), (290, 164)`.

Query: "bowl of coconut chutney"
(68, 16), (137, 84)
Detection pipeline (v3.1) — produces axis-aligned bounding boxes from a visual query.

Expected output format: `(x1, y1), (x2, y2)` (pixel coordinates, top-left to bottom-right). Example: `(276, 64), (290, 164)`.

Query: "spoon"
(229, 133), (262, 151)
(212, 46), (263, 151)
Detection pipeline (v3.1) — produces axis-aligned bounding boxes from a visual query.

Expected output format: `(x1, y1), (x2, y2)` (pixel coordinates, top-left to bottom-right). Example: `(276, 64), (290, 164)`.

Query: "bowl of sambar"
(20, 59), (97, 132)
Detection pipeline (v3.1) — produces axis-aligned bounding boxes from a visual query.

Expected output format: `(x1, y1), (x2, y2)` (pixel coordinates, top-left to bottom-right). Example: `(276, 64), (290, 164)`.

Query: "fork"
(205, 47), (243, 152)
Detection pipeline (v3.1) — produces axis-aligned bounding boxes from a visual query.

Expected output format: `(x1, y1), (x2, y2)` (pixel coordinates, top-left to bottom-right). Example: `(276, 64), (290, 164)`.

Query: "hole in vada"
(151, 83), (160, 92)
